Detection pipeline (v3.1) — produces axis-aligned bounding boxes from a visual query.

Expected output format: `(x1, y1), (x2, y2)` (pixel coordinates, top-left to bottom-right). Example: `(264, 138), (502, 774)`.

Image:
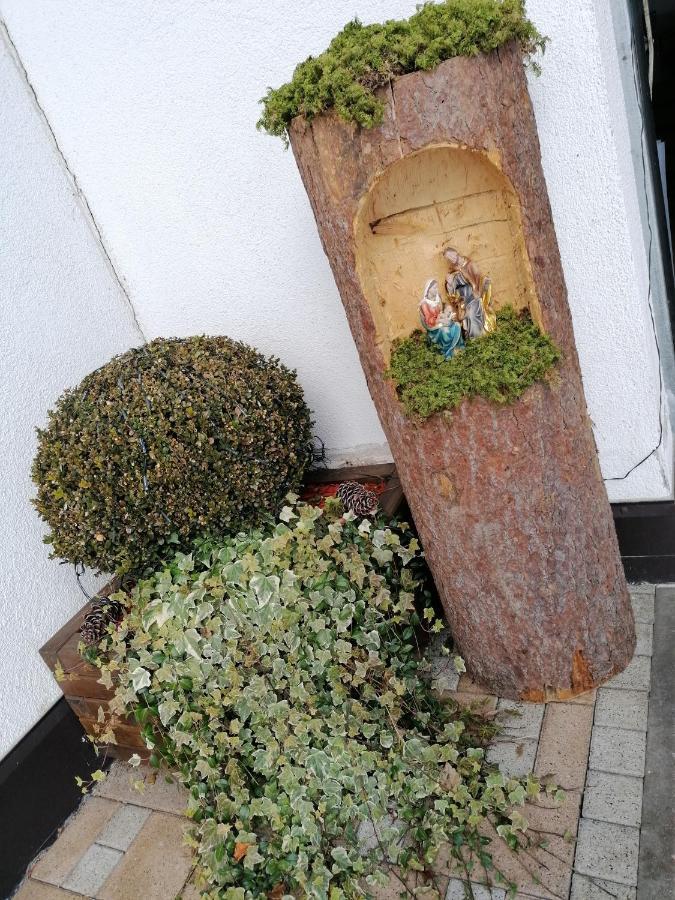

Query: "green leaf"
(130, 666), (151, 693)
(249, 573), (280, 607)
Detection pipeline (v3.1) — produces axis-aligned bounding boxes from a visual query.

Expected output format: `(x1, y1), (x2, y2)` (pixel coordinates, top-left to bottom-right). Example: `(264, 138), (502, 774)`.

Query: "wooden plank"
(78, 717), (148, 750)
(304, 463), (396, 485)
(39, 578), (120, 669)
(65, 695), (135, 727)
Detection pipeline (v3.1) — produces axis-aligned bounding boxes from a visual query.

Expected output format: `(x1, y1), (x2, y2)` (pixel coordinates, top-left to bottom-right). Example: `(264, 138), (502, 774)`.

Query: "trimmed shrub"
(32, 337), (313, 575)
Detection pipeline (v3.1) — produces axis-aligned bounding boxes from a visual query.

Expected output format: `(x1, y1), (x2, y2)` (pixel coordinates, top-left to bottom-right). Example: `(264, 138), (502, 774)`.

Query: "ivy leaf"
(178, 628), (202, 659)
(330, 846), (351, 871)
(250, 573), (280, 607)
(142, 600), (171, 631)
(158, 698), (180, 726)
(130, 666), (151, 693)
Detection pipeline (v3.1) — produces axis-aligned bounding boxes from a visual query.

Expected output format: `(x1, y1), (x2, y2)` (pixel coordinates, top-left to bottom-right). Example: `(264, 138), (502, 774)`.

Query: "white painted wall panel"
(1, 0), (671, 496)
(1, 0), (674, 756)
(0, 34), (142, 758)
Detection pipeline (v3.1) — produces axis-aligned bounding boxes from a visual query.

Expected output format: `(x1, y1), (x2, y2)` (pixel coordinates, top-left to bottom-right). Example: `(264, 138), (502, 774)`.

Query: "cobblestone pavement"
(14, 586), (658, 900)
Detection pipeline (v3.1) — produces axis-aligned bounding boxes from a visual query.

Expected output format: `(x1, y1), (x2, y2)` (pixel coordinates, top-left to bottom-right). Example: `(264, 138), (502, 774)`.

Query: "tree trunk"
(288, 42), (635, 700)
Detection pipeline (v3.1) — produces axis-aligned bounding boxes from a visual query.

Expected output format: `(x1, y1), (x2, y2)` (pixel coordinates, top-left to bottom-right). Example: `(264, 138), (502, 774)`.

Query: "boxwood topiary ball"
(31, 336), (313, 575)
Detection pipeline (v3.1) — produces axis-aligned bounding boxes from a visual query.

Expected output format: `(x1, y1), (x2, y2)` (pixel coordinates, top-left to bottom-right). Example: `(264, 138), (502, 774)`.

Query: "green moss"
(388, 307), (560, 418)
(258, 0), (546, 140)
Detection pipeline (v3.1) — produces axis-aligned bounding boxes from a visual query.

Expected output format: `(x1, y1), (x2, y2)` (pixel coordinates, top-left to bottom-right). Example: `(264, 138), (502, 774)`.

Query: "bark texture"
(289, 43), (635, 700)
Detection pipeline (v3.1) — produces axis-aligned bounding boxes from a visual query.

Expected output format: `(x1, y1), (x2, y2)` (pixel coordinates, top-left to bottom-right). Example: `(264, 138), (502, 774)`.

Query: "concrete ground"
(13, 585), (672, 900)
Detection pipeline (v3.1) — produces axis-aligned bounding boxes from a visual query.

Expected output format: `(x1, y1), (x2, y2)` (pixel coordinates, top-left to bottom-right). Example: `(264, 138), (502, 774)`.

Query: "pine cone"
(79, 595), (126, 646)
(336, 481), (379, 517)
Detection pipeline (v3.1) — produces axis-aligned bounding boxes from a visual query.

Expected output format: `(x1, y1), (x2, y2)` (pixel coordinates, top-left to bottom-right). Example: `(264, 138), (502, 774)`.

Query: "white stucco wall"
(0, 0), (673, 756)
(0, 31), (143, 758)
(1, 0), (672, 497)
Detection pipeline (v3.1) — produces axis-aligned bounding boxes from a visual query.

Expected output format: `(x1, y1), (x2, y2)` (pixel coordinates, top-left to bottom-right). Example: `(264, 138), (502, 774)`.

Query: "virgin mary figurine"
(419, 279), (464, 359)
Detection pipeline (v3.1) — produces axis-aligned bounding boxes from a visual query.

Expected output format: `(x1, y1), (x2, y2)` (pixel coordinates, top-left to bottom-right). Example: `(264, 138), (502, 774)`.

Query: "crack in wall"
(0, 18), (147, 344)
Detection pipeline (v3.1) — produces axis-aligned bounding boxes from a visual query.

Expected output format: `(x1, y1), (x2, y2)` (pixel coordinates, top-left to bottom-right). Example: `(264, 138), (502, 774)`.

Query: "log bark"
(289, 43), (635, 700)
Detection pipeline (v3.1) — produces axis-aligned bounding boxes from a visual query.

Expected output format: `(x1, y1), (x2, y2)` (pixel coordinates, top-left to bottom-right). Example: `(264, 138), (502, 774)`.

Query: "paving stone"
(574, 818), (640, 885)
(456, 675), (490, 695)
(177, 877), (202, 899)
(365, 867), (446, 900)
(97, 803), (151, 851)
(534, 702), (594, 790)
(570, 873), (636, 899)
(446, 879), (506, 899)
(582, 771), (643, 827)
(432, 671), (461, 695)
(635, 622), (653, 656)
(630, 591), (655, 623)
(448, 692), (498, 713)
(637, 584), (675, 899)
(357, 814), (405, 853)
(496, 699), (545, 740)
(13, 881), (79, 899)
(480, 821), (573, 899)
(595, 689), (648, 732)
(486, 737), (538, 778)
(589, 726), (646, 777)
(627, 582), (655, 596)
(98, 811), (193, 900)
(549, 689), (596, 705)
(61, 843), (123, 895)
(30, 796), (119, 886)
(523, 790), (582, 837)
(605, 654), (651, 691)
(94, 761), (188, 815)
(424, 630), (461, 694)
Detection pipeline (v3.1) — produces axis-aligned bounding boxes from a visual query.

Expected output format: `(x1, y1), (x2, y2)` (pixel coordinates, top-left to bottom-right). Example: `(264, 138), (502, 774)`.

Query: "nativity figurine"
(418, 279), (464, 359)
(444, 246), (497, 340)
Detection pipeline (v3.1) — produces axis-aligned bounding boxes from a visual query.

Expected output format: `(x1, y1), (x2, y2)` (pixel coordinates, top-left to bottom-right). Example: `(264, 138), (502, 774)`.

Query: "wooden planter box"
(40, 465), (402, 757)
(40, 580), (147, 762)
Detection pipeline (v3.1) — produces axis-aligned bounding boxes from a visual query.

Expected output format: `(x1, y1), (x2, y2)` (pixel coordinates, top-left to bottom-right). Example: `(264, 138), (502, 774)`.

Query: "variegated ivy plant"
(88, 498), (558, 899)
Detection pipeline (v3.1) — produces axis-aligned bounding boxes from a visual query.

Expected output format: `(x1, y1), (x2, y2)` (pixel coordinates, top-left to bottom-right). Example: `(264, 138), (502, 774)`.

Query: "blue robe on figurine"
(419, 279), (464, 360)
(424, 319), (464, 359)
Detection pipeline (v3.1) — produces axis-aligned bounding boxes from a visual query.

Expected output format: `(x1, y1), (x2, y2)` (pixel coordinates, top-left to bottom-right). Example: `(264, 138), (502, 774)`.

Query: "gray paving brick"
(496, 699), (545, 740)
(574, 818), (640, 886)
(96, 803), (151, 851)
(595, 689), (648, 732)
(61, 843), (123, 895)
(424, 630), (461, 694)
(628, 583), (655, 597)
(570, 873), (636, 899)
(485, 737), (537, 778)
(582, 771), (643, 827)
(446, 880), (506, 899)
(630, 591), (655, 623)
(589, 726), (646, 777)
(605, 654), (651, 691)
(635, 621), (653, 656)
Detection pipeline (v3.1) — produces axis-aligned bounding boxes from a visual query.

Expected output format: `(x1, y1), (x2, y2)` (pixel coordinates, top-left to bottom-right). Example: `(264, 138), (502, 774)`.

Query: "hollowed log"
(289, 43), (635, 699)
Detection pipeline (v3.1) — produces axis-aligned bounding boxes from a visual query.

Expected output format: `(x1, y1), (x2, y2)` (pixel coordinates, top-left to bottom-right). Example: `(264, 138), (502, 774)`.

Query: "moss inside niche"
(258, 0), (546, 140)
(387, 307), (560, 419)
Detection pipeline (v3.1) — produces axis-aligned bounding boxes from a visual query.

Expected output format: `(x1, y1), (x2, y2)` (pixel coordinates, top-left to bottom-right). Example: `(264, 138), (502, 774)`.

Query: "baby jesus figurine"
(418, 279), (464, 359)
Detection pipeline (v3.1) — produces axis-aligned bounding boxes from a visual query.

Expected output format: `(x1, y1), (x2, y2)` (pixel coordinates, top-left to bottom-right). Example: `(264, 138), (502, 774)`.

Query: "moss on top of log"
(258, 0), (545, 140)
(387, 307), (560, 418)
